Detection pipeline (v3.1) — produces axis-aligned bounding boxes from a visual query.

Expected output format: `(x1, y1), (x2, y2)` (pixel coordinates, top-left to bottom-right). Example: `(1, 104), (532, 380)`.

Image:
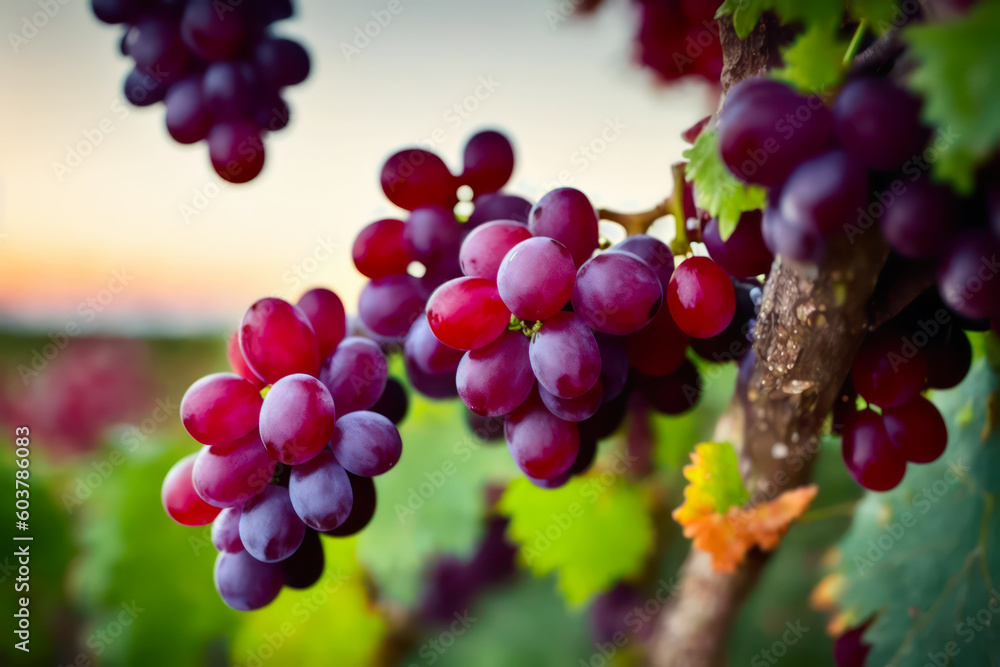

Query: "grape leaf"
(716, 0), (843, 40)
(904, 2), (1000, 193)
(772, 22), (848, 92)
(716, 0), (769, 39)
(498, 475), (654, 606)
(683, 131), (767, 239)
(823, 361), (1000, 666)
(356, 389), (517, 604)
(674, 442), (750, 520)
(848, 0), (901, 33)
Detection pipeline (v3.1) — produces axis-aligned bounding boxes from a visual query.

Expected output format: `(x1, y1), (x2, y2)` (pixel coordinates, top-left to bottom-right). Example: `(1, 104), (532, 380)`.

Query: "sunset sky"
(0, 0), (714, 336)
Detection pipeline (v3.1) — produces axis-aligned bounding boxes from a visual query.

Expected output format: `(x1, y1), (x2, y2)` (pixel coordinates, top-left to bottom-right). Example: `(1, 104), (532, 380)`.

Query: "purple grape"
(842, 409), (906, 491)
(239, 485), (306, 563)
(214, 550), (283, 611)
(370, 377), (409, 424)
(239, 297), (320, 383)
(528, 473), (571, 489)
(529, 311), (601, 399)
(259, 374), (337, 466)
(202, 61), (254, 121)
(591, 584), (652, 644)
(833, 622), (872, 667)
(762, 196), (826, 263)
(180, 372), (262, 446)
(573, 252), (662, 335)
(405, 315), (464, 375)
(404, 355), (459, 399)
(460, 220), (533, 281)
(192, 431), (277, 508)
(323, 473), (376, 537)
(181, 0), (247, 62)
(404, 206), (463, 267)
(568, 435), (598, 475)
(879, 179), (956, 259)
(208, 120), (265, 184)
(357, 274), (426, 339)
(296, 288), (347, 361)
(319, 337), (389, 415)
(381, 149), (457, 211)
(609, 234), (675, 290)
(462, 130), (515, 196)
(528, 188), (600, 267)
(638, 359), (701, 415)
(254, 93), (291, 132)
(330, 411), (402, 477)
(834, 78), (927, 171)
(779, 151), (868, 238)
(456, 330), (535, 416)
(595, 333), (629, 403)
(289, 448), (354, 531)
(211, 506), (244, 553)
(925, 326), (972, 389)
(936, 230), (1000, 321)
(165, 75), (211, 144)
(539, 380), (603, 422)
(498, 237), (577, 321)
(254, 37), (311, 88)
(702, 211), (773, 278)
(92, 0), (149, 24)
(282, 529), (324, 589)
(123, 66), (169, 106)
(467, 193), (532, 229)
(505, 391), (580, 480)
(125, 18), (189, 79)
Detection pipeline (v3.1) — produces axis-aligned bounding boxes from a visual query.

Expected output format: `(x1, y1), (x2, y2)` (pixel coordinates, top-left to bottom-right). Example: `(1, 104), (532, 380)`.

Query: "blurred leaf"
(683, 131), (766, 237)
(498, 475), (654, 606)
(230, 537), (385, 666)
(716, 0), (768, 39)
(827, 361), (1000, 665)
(905, 2), (1000, 193)
(717, 0), (843, 39)
(356, 392), (517, 604)
(674, 442), (749, 519)
(848, 0), (900, 33)
(773, 22), (847, 92)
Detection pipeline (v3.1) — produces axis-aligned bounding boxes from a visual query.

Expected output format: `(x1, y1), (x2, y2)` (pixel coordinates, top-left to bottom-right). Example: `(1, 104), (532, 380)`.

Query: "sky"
(0, 0), (715, 336)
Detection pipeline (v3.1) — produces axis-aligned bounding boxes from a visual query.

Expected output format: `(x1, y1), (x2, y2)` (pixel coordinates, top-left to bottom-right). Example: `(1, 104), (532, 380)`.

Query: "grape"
(456, 330), (535, 416)
(296, 288), (347, 360)
(925, 326), (972, 389)
(842, 409), (906, 491)
(459, 221), (533, 281)
(202, 62), (254, 120)
(568, 434), (598, 475)
(319, 336), (388, 414)
(638, 359), (701, 415)
(405, 315), (464, 375)
(466, 411), (506, 442)
(702, 211), (773, 279)
(124, 66), (170, 106)
(609, 234), (675, 290)
(165, 75), (211, 144)
(573, 252), (662, 335)
(539, 380), (603, 422)
(239, 485), (306, 562)
(239, 297), (320, 383)
(762, 196), (826, 263)
(595, 333), (630, 403)
(208, 120), (266, 183)
(936, 230), (1000, 321)
(681, 115), (711, 144)
(529, 312), (601, 399)
(592, 584), (651, 644)
(255, 93), (291, 133)
(92, 0), (149, 24)
(879, 180), (955, 259)
(832, 622), (872, 667)
(259, 374), (337, 465)
(667, 256), (736, 338)
(404, 206), (463, 267)
(779, 151), (869, 238)
(719, 78), (797, 119)
(162, 453), (222, 526)
(851, 327), (927, 408)
(528, 188), (600, 267)
(180, 372), (262, 446)
(528, 473), (571, 489)
(323, 473), (376, 537)
(126, 18), (189, 79)
(834, 78), (927, 171)
(357, 274), (426, 339)
(497, 237), (577, 321)
(462, 130), (515, 196)
(426, 277), (510, 351)
(282, 529), (324, 590)
(181, 0), (246, 62)
(626, 303), (689, 376)
(633, 0), (722, 83)
(381, 149), (457, 211)
(690, 280), (755, 363)
(214, 550), (283, 611)
(192, 431), (277, 508)
(504, 391), (580, 480)
(330, 411), (402, 477)
(882, 396), (947, 464)
(212, 507), (244, 553)
(254, 37), (311, 88)
(289, 448), (354, 531)
(579, 389), (629, 441)
(370, 377), (409, 424)
(404, 355), (459, 399)
(466, 193), (532, 228)
(718, 83), (834, 187)
(352, 219), (411, 280)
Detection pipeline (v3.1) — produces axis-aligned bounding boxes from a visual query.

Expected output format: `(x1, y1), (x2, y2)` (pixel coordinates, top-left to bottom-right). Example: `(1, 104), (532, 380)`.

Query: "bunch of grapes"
(717, 74), (999, 491)
(91, 0), (311, 183)
(631, 0), (723, 85)
(161, 288), (403, 611)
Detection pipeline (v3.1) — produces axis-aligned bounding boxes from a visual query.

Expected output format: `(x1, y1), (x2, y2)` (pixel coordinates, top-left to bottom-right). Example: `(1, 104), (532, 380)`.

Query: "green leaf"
(675, 442), (750, 522)
(848, 0), (901, 33)
(498, 475), (654, 606)
(904, 2), (1000, 193)
(717, 0), (843, 39)
(829, 361), (1000, 666)
(683, 130), (766, 238)
(773, 22), (848, 92)
(356, 389), (518, 604)
(716, 0), (769, 40)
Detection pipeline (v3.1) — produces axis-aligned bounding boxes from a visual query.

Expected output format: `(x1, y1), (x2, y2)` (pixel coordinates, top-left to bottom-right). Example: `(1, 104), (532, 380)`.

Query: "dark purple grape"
(254, 93), (291, 132)
(595, 333), (630, 403)
(467, 193), (532, 228)
(123, 66), (170, 106)
(202, 61), (254, 121)
(528, 188), (600, 267)
(609, 234), (675, 290)
(466, 411), (506, 442)
(925, 325), (972, 389)
(239, 485), (306, 563)
(319, 336), (388, 415)
(851, 326), (927, 408)
(638, 359), (701, 415)
(832, 621), (872, 667)
(358, 274), (426, 339)
(330, 411), (402, 477)
(879, 179), (956, 259)
(462, 130), (515, 196)
(404, 355), (458, 399)
(529, 312), (602, 399)
(323, 474), (376, 537)
(882, 396), (947, 464)
(834, 78), (927, 171)
(165, 75), (211, 144)
(457, 331), (535, 416)
(208, 120), (265, 184)
(214, 550), (283, 611)
(282, 529), (324, 589)
(505, 391), (580, 480)
(405, 315), (464, 375)
(936, 230), (1000, 321)
(92, 0), (149, 24)
(125, 18), (189, 79)
(289, 448), (354, 531)
(254, 37), (311, 88)
(779, 151), (868, 238)
(539, 380), (603, 422)
(568, 434), (598, 475)
(762, 196), (826, 263)
(842, 409), (906, 491)
(702, 211), (773, 279)
(369, 377), (409, 424)
(404, 206), (463, 267)
(181, 0), (247, 62)
(573, 252), (662, 335)
(381, 149), (457, 211)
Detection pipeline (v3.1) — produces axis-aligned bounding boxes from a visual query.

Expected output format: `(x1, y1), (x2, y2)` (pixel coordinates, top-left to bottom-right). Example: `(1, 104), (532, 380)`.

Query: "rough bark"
(647, 15), (891, 667)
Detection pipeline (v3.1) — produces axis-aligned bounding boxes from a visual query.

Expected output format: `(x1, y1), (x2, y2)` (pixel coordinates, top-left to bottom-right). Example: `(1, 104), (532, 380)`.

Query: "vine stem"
(598, 200), (669, 237)
(843, 19), (868, 67)
(598, 163), (692, 253)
